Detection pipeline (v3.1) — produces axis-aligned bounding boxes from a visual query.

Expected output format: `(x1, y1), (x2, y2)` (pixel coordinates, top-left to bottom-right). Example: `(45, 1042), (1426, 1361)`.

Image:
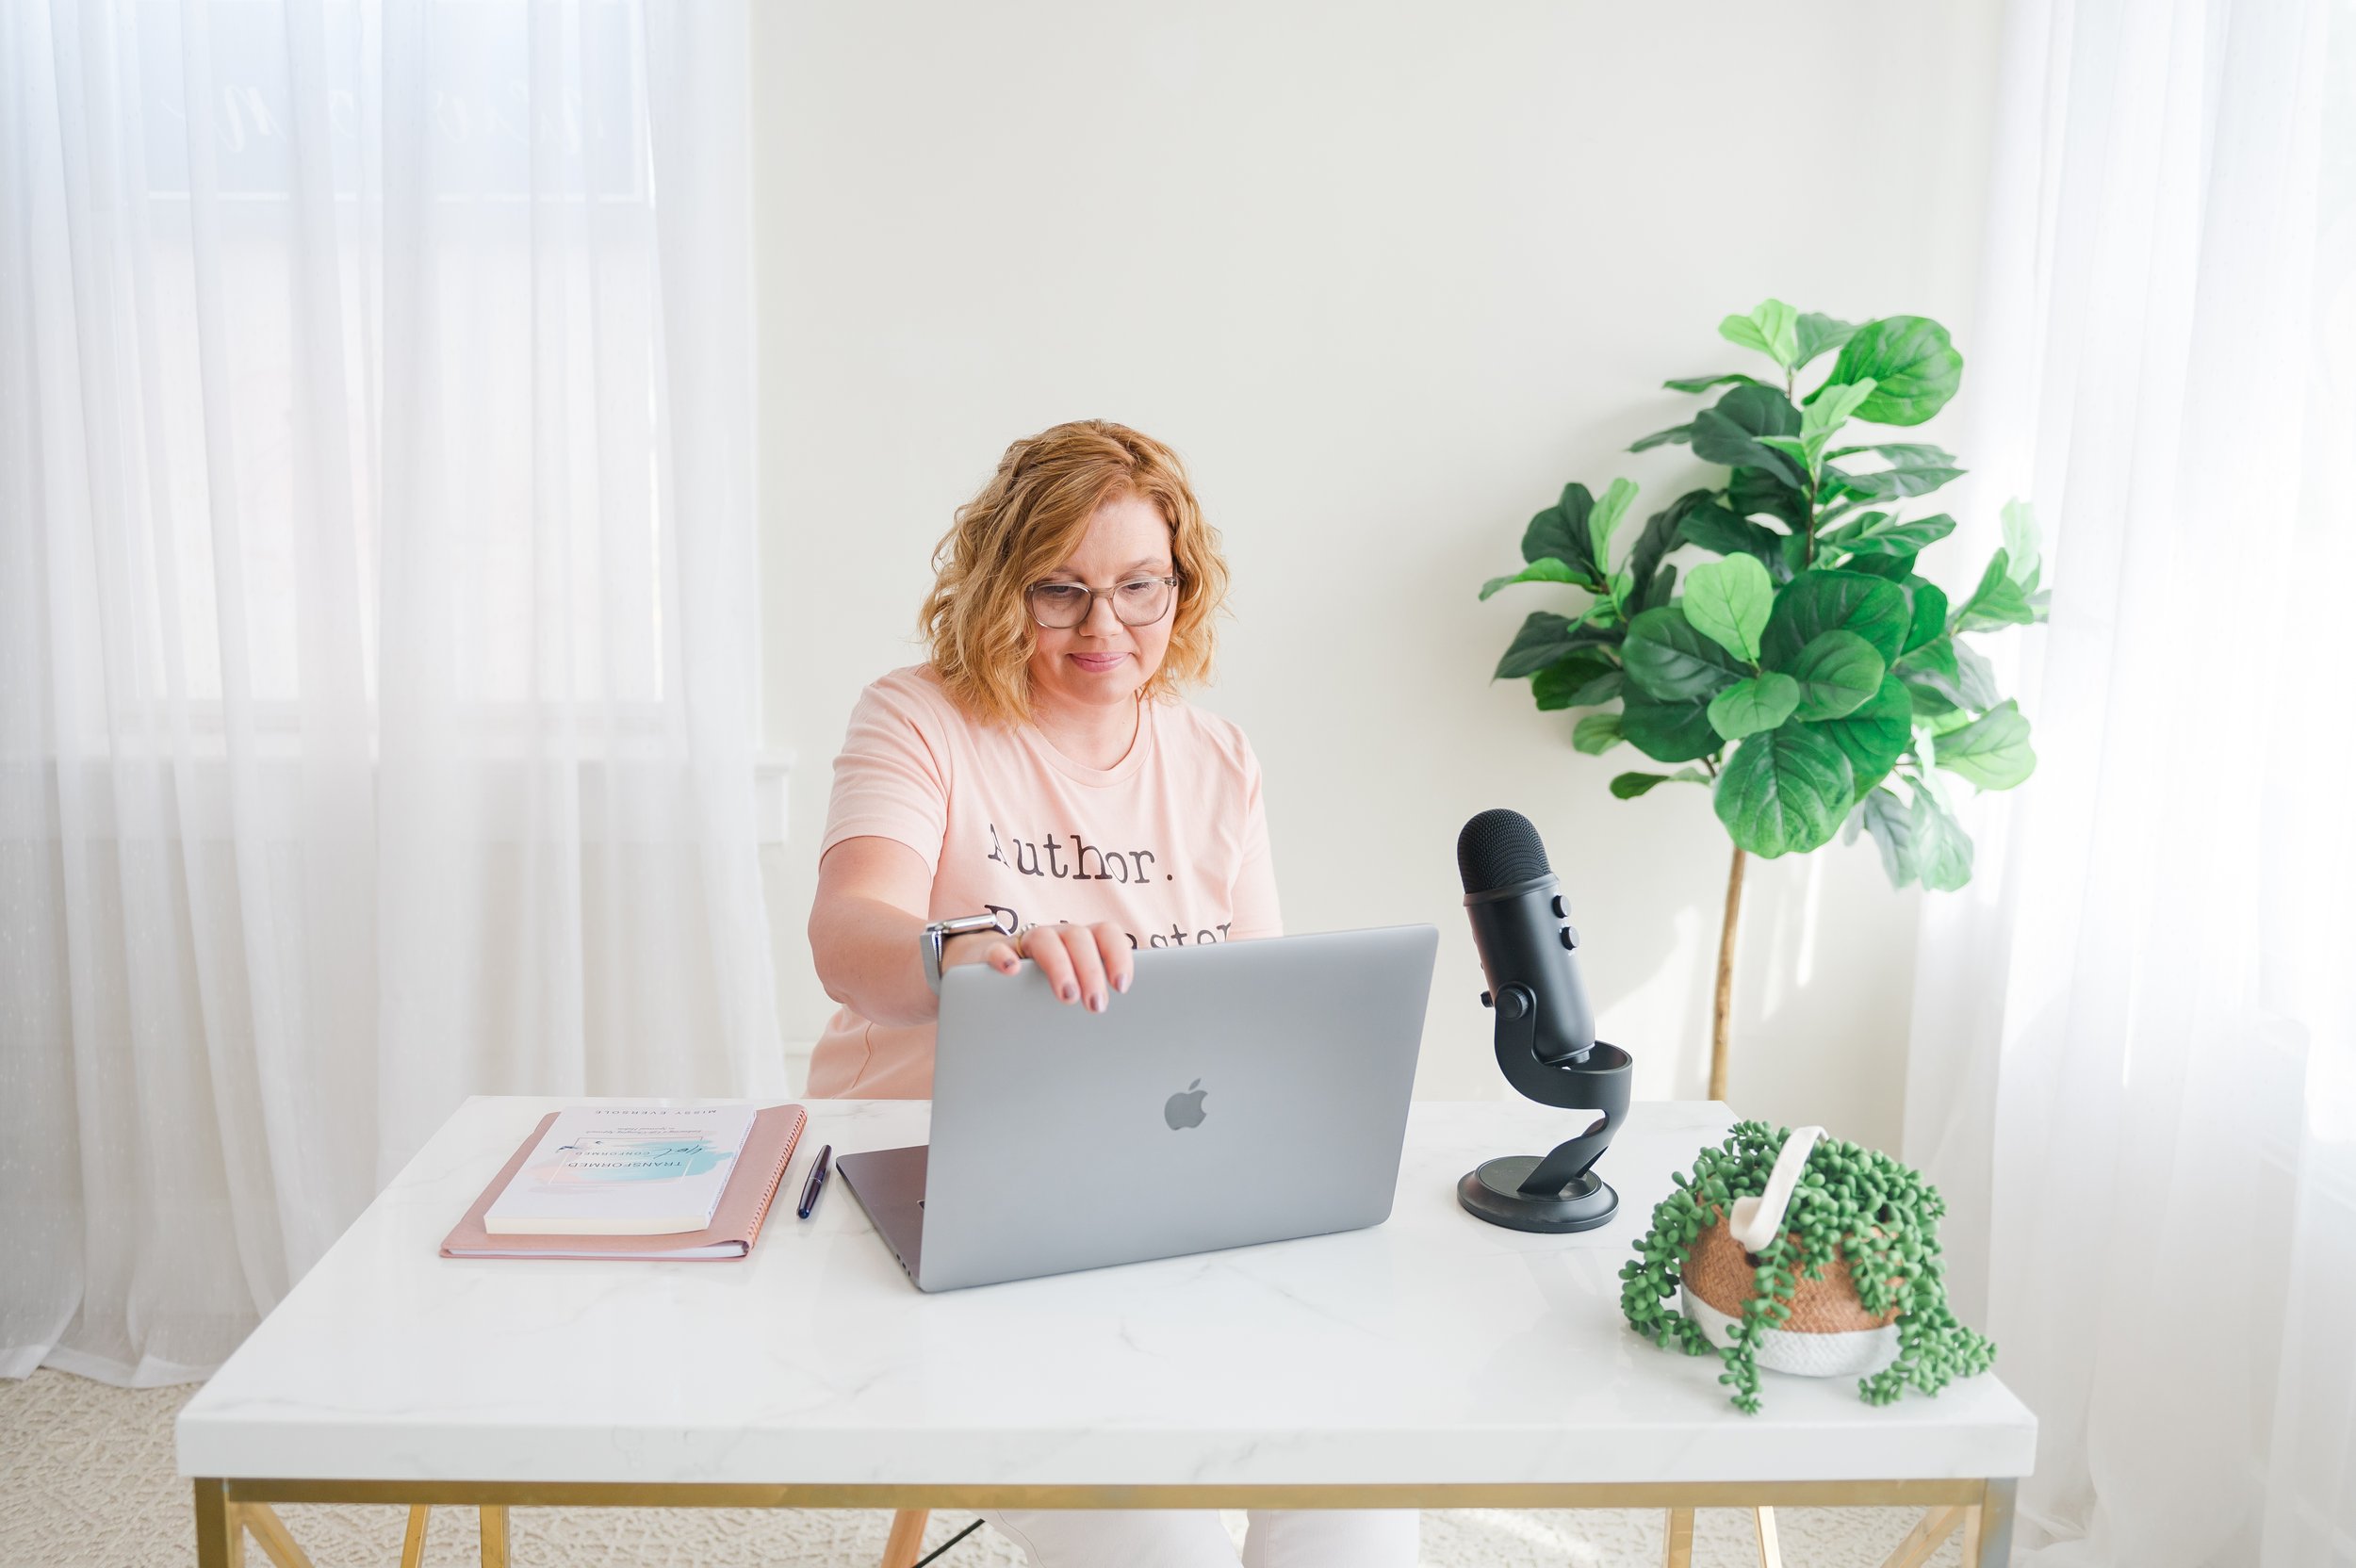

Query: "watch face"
(926, 916), (1002, 990)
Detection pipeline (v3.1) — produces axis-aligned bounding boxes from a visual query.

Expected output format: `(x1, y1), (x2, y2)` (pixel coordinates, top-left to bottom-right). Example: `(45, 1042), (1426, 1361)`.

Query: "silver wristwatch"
(923, 912), (1011, 993)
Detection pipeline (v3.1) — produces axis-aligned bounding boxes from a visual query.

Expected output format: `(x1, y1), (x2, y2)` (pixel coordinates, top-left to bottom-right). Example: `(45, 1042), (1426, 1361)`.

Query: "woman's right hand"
(941, 921), (1135, 1014)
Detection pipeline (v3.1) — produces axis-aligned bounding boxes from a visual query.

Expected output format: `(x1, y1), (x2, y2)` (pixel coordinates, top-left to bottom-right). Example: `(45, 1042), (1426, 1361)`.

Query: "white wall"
(751, 1), (2002, 1150)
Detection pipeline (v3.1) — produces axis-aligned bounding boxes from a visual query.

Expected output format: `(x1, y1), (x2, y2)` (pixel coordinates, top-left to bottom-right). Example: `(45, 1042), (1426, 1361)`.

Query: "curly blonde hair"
(922, 420), (1230, 726)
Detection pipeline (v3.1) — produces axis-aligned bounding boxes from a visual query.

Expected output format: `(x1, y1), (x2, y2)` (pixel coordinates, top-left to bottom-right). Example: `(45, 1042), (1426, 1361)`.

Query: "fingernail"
(1062, 985), (1077, 1003)
(1115, 974), (1130, 992)
(1089, 993), (1105, 1013)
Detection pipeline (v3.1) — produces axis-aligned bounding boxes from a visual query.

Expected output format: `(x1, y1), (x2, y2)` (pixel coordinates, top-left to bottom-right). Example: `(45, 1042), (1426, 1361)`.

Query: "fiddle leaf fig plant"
(1480, 302), (2049, 1096)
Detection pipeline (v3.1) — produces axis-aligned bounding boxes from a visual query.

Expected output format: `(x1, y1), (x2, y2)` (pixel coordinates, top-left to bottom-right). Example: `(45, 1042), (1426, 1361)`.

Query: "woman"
(806, 420), (1416, 1568)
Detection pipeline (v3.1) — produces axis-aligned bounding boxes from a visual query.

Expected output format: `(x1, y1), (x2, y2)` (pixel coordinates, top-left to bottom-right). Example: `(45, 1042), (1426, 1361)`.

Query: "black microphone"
(1456, 807), (1596, 1067)
(1453, 807), (1631, 1233)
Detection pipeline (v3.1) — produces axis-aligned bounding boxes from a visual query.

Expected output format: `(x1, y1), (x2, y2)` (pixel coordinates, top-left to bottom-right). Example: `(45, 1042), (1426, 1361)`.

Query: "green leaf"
(1573, 712), (1624, 755)
(1628, 492), (1704, 606)
(1902, 577), (1950, 653)
(1841, 513), (1957, 559)
(1828, 441), (1955, 467)
(1611, 768), (1709, 799)
(1620, 692), (1721, 762)
(1629, 422), (1696, 452)
(1953, 547), (2036, 631)
(1719, 299), (1801, 368)
(1951, 638), (2001, 708)
(1590, 478), (1639, 571)
(1662, 372), (1769, 395)
(1680, 555), (1775, 662)
(1761, 569), (1911, 669)
(1641, 562), (1678, 612)
(1825, 463), (1966, 503)
(1677, 500), (1783, 571)
(1815, 510), (1877, 549)
(1906, 683), (1958, 720)
(1530, 654), (1618, 710)
(1892, 635), (1998, 712)
(1787, 629), (1886, 721)
(1726, 465), (1809, 531)
(1913, 781), (1976, 890)
(1858, 786), (1922, 889)
(1800, 378), (1876, 466)
(1713, 725), (1855, 858)
(1824, 316), (1964, 426)
(1706, 673), (1801, 739)
(1842, 550), (1915, 581)
(1794, 312), (1859, 368)
(1691, 385), (1806, 486)
(1935, 699), (2036, 791)
(1808, 674), (1912, 798)
(1495, 612), (1612, 678)
(1572, 669), (1623, 707)
(1622, 606), (1748, 703)
(2002, 498), (2041, 586)
(1521, 483), (1599, 578)
(1479, 556), (1585, 600)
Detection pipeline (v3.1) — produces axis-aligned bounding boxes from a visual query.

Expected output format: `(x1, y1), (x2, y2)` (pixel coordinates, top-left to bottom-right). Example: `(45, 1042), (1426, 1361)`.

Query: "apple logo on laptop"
(1164, 1079), (1208, 1131)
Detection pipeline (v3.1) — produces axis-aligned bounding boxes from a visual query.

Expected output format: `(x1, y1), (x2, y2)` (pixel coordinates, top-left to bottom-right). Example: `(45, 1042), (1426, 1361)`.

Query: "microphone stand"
(1458, 981), (1631, 1233)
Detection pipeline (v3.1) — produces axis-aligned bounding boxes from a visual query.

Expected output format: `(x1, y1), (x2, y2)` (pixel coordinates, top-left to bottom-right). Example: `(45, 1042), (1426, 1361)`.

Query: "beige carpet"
(0, 1370), (1966, 1566)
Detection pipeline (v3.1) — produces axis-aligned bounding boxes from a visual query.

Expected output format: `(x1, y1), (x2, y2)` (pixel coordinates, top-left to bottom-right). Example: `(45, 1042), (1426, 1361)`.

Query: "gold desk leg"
(401, 1505), (431, 1568)
(1664, 1506), (1695, 1568)
(1965, 1478), (2019, 1567)
(1881, 1503), (1965, 1568)
(882, 1508), (932, 1568)
(1754, 1505), (1784, 1568)
(480, 1504), (512, 1568)
(195, 1480), (241, 1568)
(235, 1504), (317, 1568)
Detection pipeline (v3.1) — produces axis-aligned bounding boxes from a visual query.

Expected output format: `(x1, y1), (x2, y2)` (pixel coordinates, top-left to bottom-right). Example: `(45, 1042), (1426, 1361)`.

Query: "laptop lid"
(910, 923), (1437, 1291)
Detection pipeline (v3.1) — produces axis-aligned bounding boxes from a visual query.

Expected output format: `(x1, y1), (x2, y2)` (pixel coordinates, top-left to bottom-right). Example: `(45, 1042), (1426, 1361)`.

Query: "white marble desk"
(179, 1097), (2034, 1567)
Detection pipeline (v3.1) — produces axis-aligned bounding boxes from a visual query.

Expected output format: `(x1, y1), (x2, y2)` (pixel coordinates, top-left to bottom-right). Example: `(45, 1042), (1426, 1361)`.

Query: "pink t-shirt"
(807, 665), (1283, 1099)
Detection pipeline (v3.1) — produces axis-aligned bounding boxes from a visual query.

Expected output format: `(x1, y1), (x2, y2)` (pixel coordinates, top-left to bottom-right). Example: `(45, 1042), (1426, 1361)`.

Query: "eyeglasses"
(1026, 575), (1180, 629)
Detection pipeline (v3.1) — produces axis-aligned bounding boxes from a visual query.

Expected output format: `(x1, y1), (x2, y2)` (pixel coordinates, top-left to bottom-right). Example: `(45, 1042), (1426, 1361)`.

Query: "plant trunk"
(1710, 843), (1747, 1102)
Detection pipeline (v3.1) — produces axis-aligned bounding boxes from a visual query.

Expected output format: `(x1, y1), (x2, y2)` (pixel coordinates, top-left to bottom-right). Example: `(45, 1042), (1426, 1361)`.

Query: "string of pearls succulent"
(1618, 1120), (1996, 1414)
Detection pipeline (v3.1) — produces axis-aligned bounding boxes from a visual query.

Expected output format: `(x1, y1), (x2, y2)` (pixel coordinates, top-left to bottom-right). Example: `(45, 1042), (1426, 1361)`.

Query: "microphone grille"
(1457, 808), (1552, 892)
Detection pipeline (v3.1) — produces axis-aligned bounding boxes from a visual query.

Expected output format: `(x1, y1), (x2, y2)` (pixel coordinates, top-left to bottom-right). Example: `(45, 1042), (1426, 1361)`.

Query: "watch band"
(923, 912), (1011, 993)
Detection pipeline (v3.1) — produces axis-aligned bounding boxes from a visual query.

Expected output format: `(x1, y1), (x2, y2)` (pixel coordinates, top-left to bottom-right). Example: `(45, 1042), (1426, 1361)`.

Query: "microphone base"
(1457, 1155), (1620, 1233)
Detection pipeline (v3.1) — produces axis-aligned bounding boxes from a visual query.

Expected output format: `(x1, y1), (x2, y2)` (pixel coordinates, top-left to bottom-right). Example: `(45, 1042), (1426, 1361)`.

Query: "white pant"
(981, 1508), (1418, 1568)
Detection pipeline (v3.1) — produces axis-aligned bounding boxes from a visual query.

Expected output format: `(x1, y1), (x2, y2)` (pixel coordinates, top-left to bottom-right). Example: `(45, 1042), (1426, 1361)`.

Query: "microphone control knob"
(1479, 990), (1493, 1008)
(1561, 925), (1579, 950)
(1496, 988), (1531, 1021)
(1551, 894), (1566, 918)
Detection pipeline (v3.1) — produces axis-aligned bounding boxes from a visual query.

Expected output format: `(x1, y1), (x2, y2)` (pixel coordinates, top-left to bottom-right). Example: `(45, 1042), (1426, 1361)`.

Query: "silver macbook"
(836, 923), (1438, 1292)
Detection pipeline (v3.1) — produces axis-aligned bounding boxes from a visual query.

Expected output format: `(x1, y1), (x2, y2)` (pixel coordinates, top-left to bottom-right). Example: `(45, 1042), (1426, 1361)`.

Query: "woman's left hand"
(1014, 921), (1134, 1014)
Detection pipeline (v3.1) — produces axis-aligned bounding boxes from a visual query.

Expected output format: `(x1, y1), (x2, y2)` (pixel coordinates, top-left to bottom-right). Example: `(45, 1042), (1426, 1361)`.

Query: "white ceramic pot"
(1680, 1281), (1900, 1378)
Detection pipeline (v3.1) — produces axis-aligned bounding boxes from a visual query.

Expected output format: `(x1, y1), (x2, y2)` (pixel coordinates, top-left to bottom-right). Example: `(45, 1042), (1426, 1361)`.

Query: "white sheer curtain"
(1905, 0), (2356, 1561)
(0, 0), (780, 1386)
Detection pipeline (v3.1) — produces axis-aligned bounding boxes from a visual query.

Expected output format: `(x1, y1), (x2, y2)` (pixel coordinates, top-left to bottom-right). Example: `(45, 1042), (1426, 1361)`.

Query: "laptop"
(836, 923), (1438, 1291)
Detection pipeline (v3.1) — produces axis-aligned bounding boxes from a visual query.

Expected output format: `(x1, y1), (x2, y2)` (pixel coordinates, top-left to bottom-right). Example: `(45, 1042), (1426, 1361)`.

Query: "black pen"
(796, 1144), (833, 1219)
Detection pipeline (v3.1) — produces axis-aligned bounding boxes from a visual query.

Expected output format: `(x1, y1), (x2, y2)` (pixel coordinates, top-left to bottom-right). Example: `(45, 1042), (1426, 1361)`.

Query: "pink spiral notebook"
(440, 1103), (809, 1261)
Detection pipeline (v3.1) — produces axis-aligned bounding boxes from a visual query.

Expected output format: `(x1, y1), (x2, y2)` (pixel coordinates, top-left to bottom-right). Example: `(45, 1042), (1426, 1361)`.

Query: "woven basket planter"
(1678, 1210), (1900, 1378)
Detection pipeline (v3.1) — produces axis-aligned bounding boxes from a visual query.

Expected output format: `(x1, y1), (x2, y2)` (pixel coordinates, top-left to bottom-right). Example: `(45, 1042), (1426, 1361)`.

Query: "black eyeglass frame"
(1024, 574), (1182, 630)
